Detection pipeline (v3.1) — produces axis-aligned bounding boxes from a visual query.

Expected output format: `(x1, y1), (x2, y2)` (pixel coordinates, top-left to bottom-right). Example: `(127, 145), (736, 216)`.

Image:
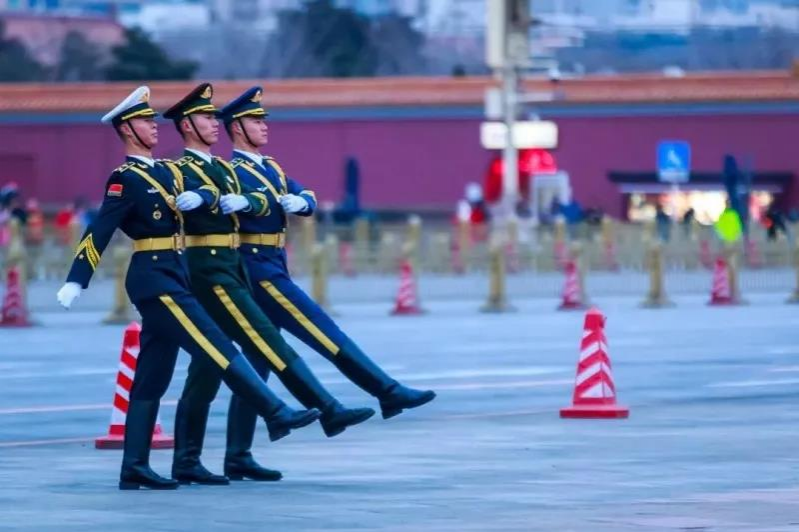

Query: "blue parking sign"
(657, 140), (691, 183)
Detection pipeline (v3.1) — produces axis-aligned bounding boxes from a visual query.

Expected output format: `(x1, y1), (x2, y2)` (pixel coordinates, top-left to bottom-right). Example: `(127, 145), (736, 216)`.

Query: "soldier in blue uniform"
(56, 87), (321, 491)
(164, 83), (375, 485)
(216, 87), (436, 469)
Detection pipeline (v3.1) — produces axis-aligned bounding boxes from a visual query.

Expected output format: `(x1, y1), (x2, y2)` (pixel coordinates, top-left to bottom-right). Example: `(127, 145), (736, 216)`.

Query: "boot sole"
(268, 409), (322, 441)
(291, 411), (322, 430)
(323, 409), (376, 438)
(176, 478), (230, 486)
(381, 392), (437, 420)
(226, 472), (283, 482)
(119, 481), (179, 490)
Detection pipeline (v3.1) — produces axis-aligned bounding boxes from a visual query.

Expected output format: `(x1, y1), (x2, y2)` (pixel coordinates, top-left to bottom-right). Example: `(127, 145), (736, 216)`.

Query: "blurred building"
(0, 12), (123, 66)
(0, 72), (797, 219)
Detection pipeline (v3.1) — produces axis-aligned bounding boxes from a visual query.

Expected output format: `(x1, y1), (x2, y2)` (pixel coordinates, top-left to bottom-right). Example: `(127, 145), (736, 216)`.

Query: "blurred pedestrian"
(655, 204), (671, 242)
(764, 201), (787, 241)
(682, 207), (695, 236)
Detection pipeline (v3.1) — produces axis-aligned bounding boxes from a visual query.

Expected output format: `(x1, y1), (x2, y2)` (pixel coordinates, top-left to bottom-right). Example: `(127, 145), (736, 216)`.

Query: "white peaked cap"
(101, 86), (153, 124)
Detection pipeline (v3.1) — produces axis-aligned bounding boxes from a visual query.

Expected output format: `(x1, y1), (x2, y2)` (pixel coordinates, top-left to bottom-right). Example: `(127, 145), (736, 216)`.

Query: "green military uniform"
(165, 84), (374, 485)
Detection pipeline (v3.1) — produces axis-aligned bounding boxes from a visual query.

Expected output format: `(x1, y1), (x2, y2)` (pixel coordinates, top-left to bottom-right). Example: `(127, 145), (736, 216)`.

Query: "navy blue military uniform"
(64, 86), (319, 491)
(217, 87), (437, 467)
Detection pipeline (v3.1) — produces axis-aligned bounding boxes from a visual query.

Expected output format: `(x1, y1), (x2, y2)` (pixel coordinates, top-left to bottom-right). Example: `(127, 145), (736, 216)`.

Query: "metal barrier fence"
(1, 217), (797, 299)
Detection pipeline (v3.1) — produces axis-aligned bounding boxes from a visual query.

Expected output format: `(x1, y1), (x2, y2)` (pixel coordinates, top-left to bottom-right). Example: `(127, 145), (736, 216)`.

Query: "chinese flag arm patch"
(107, 183), (124, 197)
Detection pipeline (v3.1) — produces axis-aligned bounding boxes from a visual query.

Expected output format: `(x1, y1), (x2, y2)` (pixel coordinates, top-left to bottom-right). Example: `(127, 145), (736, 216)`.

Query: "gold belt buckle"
(231, 233), (241, 249)
(173, 234), (185, 251)
(277, 233), (286, 248)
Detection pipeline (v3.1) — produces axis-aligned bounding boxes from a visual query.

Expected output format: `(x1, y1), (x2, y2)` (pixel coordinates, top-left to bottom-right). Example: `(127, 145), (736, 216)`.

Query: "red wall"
(1, 109), (797, 216)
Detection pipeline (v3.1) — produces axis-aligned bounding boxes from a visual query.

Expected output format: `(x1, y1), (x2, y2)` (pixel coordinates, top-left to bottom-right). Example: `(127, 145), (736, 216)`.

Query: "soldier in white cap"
(56, 86), (320, 491)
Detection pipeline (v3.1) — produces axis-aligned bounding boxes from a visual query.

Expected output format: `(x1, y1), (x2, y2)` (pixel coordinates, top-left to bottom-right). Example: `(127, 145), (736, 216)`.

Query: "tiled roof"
(1, 71), (797, 113)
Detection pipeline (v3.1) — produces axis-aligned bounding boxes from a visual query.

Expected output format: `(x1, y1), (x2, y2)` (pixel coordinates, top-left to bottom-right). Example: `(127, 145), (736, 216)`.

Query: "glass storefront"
(626, 190), (775, 225)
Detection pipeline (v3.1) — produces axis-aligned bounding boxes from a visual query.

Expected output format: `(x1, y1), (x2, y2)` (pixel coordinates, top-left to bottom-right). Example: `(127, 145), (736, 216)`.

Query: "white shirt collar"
(234, 149), (264, 167)
(186, 148), (213, 165)
(129, 155), (155, 167)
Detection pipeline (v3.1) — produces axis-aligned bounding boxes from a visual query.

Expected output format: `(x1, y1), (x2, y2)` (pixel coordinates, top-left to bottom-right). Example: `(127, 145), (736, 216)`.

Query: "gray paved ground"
(1, 282), (798, 531)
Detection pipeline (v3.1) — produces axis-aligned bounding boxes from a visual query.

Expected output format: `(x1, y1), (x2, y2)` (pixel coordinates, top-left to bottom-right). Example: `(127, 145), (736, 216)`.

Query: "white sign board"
(480, 121), (558, 150)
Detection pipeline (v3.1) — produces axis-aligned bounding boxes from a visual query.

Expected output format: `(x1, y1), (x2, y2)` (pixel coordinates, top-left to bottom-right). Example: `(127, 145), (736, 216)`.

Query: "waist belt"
(132, 235), (185, 252)
(239, 233), (286, 248)
(184, 233), (241, 249)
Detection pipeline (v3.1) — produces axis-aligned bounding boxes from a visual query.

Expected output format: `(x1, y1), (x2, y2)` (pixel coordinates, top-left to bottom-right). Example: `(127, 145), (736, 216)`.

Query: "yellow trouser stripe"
(159, 295), (230, 370)
(212, 285), (287, 371)
(260, 281), (339, 356)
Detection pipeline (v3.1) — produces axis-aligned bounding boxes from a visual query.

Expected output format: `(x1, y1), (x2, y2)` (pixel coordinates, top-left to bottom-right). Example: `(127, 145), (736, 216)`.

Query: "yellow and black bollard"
(299, 216), (317, 275)
(456, 219), (471, 273)
(311, 242), (333, 313)
(354, 216), (370, 273)
(406, 214), (422, 272)
(641, 240), (673, 308)
(480, 234), (515, 313)
(724, 243), (746, 305)
(103, 244), (135, 324)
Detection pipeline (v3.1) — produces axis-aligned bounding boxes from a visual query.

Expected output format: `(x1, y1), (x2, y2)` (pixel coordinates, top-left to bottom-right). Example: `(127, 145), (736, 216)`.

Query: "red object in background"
(54, 207), (76, 245)
(483, 149), (558, 204)
(25, 199), (44, 245)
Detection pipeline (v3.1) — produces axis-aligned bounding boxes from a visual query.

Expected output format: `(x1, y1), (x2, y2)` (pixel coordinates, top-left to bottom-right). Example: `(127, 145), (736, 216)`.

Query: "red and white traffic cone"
(708, 256), (733, 305)
(699, 239), (713, 269)
(558, 260), (586, 311)
(745, 238), (764, 269)
(391, 259), (423, 315)
(0, 266), (31, 327)
(560, 308), (629, 419)
(95, 322), (174, 450)
(339, 241), (356, 277)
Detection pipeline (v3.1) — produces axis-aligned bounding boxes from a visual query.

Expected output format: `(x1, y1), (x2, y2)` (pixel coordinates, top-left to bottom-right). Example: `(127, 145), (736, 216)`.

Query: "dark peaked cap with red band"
(162, 82), (220, 121)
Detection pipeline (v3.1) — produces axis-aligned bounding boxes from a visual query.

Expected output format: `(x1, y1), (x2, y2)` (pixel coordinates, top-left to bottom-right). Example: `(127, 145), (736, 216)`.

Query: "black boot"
(335, 341), (436, 419)
(171, 400), (229, 485)
(277, 357), (375, 438)
(224, 395), (283, 482)
(223, 355), (321, 442)
(119, 400), (179, 491)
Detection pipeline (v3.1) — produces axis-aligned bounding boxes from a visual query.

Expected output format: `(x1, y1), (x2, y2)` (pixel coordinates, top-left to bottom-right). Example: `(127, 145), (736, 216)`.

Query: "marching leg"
(256, 276), (436, 419)
(224, 367), (283, 481)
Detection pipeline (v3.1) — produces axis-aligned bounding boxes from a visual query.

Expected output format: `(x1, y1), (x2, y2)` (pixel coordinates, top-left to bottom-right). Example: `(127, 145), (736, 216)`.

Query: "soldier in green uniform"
(166, 83), (374, 485)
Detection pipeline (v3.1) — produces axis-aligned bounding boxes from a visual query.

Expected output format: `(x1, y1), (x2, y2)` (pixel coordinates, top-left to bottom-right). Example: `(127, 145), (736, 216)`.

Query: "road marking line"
(768, 366), (799, 373)
(0, 437), (94, 448)
(0, 399), (177, 416)
(707, 378), (799, 388)
(434, 379), (572, 391)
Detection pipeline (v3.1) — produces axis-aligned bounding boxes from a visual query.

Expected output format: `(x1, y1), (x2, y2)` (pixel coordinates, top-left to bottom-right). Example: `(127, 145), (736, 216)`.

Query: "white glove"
(57, 282), (82, 310)
(279, 194), (308, 214)
(220, 194), (251, 215)
(176, 191), (203, 211)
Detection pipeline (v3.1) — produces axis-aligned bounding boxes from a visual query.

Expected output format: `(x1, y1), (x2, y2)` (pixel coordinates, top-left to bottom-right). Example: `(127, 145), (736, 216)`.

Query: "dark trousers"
(131, 291), (243, 401)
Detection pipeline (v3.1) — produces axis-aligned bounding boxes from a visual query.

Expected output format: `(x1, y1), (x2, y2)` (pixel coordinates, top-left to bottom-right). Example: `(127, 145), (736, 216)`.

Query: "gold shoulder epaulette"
(231, 157), (245, 168)
(113, 162), (134, 174)
(176, 156), (193, 167)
